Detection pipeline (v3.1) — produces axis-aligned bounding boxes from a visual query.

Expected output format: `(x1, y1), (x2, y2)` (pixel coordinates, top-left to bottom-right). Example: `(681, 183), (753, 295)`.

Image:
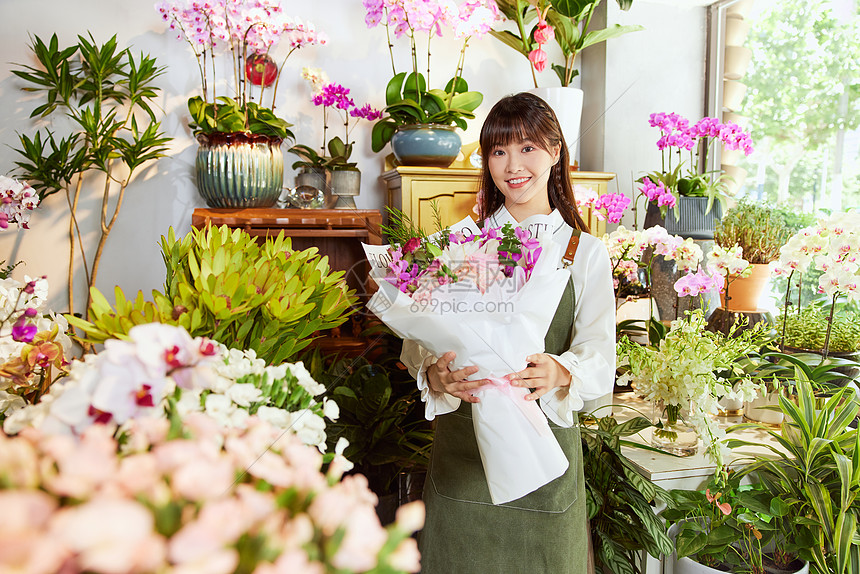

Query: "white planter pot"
(744, 391), (784, 426)
(724, 46), (753, 80)
(725, 14), (751, 46)
(527, 87), (584, 163)
(723, 79), (748, 111)
(717, 395), (744, 416)
(727, 0), (755, 19)
(673, 556), (727, 574)
(722, 111), (750, 128)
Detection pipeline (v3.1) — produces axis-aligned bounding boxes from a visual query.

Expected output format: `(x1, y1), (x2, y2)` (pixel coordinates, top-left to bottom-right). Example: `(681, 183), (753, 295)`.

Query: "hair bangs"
(480, 100), (557, 155)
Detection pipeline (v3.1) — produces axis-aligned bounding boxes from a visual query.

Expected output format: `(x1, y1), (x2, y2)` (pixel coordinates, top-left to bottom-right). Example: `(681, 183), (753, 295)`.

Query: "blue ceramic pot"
(195, 132), (284, 208)
(390, 124), (461, 168)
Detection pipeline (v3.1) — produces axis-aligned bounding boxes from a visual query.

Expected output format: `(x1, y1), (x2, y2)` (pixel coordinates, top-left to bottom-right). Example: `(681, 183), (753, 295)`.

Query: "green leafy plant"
(779, 303), (860, 355)
(583, 414), (674, 574)
(726, 371), (860, 574)
(371, 73), (483, 152)
(11, 33), (171, 319)
(187, 96), (294, 141)
(714, 200), (793, 264)
(67, 224), (357, 365)
(662, 470), (783, 573)
(492, 0), (642, 87)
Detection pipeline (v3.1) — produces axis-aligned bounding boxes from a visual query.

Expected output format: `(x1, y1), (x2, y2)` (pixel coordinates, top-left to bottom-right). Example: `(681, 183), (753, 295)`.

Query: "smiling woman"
(400, 92), (615, 574)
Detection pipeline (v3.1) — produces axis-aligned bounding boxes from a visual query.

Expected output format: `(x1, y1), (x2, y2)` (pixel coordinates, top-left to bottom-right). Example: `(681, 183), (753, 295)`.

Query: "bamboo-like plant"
(11, 33), (171, 320)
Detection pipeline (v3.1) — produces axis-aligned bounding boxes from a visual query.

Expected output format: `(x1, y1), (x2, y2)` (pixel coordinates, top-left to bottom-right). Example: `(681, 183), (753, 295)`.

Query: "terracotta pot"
(720, 263), (770, 312)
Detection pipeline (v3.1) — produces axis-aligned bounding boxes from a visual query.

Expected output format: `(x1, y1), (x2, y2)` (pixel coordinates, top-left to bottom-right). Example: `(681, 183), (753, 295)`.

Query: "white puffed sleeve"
(400, 339), (462, 420)
(541, 233), (616, 427)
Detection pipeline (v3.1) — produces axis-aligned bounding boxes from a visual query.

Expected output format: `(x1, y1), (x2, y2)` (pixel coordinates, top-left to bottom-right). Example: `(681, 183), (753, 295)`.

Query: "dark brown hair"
(478, 92), (588, 232)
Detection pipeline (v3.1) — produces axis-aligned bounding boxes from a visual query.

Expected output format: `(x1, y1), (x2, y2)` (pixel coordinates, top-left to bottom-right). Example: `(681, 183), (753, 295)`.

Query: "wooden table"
(191, 208), (383, 297)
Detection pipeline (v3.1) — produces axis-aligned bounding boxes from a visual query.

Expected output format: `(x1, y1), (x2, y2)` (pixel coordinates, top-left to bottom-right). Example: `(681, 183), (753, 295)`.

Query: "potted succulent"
(156, 0), (326, 207)
(363, 0), (493, 166)
(491, 0), (642, 159)
(710, 200), (792, 314)
(639, 113), (755, 240)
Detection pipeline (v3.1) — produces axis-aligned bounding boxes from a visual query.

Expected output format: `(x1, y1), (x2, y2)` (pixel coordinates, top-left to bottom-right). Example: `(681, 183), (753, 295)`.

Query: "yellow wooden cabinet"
(380, 145), (616, 235)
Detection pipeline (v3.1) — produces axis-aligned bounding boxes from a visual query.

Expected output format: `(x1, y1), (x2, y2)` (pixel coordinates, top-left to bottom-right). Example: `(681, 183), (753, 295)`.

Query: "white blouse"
(399, 207), (616, 428)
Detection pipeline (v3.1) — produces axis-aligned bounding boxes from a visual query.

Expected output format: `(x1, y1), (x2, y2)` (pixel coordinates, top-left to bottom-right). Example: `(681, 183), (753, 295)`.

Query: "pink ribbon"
(474, 376), (552, 437)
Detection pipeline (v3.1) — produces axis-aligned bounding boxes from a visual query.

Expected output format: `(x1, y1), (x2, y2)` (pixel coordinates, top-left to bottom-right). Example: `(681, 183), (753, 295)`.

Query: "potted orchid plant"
(639, 113), (755, 240)
(363, 0), (498, 166)
(156, 0), (327, 207)
(289, 70), (383, 208)
(771, 210), (860, 359)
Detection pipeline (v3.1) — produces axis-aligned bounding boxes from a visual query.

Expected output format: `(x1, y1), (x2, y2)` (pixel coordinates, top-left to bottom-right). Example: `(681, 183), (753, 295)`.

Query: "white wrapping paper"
(362, 217), (571, 504)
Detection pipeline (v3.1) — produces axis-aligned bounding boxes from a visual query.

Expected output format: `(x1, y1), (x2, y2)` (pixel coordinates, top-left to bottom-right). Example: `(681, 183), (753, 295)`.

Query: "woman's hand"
(427, 351), (485, 403)
(506, 354), (571, 401)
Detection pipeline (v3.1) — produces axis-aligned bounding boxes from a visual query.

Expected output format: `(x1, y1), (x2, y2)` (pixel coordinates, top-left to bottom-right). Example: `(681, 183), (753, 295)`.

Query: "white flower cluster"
(603, 225), (704, 289)
(771, 210), (860, 301)
(0, 175), (40, 229)
(708, 244), (752, 278)
(175, 346), (337, 451)
(4, 323), (340, 452)
(617, 309), (766, 465)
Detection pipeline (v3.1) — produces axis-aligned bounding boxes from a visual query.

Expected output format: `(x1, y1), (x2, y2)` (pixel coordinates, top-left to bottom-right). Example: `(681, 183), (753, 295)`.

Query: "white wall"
(0, 0), (709, 313)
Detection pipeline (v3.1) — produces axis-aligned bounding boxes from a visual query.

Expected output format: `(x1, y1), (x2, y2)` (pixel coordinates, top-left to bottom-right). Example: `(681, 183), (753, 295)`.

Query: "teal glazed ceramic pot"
(195, 132), (284, 208)
(390, 124), (461, 168)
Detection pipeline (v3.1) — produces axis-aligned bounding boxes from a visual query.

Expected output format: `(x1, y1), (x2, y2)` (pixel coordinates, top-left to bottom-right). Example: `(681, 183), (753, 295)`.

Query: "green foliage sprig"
(67, 225), (357, 365)
(779, 303), (860, 354)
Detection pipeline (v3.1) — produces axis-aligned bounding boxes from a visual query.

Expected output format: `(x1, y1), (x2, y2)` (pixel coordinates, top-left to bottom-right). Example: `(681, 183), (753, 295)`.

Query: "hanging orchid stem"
(321, 104), (328, 156)
(384, 10), (397, 76)
(780, 270), (794, 353)
(448, 37), (469, 108)
(822, 293), (839, 359)
(270, 46), (296, 111)
(513, 1), (538, 88)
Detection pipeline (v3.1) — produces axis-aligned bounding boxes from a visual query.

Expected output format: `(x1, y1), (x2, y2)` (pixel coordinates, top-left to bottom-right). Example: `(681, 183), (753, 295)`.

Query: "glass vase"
(652, 402), (699, 456)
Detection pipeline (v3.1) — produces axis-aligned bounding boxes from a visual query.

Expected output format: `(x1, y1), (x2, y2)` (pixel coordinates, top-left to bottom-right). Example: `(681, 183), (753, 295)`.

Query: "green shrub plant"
(68, 224), (357, 364)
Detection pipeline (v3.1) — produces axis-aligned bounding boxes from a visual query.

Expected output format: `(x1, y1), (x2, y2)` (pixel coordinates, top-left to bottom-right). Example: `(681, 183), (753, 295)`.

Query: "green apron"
(419, 277), (586, 574)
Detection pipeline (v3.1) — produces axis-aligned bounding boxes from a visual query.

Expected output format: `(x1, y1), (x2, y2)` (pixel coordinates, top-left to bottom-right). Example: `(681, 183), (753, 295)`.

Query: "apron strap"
(562, 228), (582, 268)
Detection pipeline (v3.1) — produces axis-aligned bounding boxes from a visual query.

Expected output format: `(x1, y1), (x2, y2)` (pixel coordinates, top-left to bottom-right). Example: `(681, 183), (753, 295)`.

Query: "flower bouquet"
(363, 213), (571, 504)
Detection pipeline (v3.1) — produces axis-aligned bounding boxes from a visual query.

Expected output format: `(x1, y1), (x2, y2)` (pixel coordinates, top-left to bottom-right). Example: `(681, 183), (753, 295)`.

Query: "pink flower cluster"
(649, 112), (754, 157)
(640, 177), (677, 209)
(0, 414), (423, 574)
(528, 9), (554, 72)
(156, 0), (327, 54)
(0, 176), (40, 230)
(312, 83), (382, 120)
(573, 185), (631, 224)
(4, 324), (221, 436)
(363, 0), (500, 40)
(673, 265), (725, 298)
(385, 223), (543, 296)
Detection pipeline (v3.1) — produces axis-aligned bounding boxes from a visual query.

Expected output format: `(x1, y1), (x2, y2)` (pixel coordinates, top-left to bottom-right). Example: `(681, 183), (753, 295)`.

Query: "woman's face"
(487, 139), (560, 217)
